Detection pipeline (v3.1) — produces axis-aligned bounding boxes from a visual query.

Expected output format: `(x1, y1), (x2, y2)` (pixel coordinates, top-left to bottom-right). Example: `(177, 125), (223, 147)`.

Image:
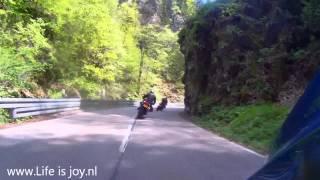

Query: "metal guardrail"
(80, 100), (136, 109)
(0, 98), (81, 119)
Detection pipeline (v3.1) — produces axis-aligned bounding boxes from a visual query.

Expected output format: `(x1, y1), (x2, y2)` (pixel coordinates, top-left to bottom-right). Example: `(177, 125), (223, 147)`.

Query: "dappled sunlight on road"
(0, 106), (264, 180)
(0, 107), (138, 180)
(0, 108), (135, 147)
(114, 107), (265, 180)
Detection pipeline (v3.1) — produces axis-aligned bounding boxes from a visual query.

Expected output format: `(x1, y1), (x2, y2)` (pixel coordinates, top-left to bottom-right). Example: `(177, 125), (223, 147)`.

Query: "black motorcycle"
(156, 98), (168, 111)
(137, 98), (151, 119)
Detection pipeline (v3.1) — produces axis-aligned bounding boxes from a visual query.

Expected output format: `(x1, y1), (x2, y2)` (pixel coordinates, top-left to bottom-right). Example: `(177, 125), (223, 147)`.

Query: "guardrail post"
(8, 109), (16, 121)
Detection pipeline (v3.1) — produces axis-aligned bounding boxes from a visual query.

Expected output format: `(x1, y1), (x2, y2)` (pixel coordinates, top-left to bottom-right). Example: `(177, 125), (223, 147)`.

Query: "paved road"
(0, 105), (265, 180)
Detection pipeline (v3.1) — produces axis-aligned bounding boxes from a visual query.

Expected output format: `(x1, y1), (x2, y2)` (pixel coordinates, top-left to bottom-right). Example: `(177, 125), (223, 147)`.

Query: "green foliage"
(303, 0), (320, 32)
(137, 25), (184, 95)
(0, 0), (186, 101)
(195, 104), (289, 153)
(291, 49), (307, 60)
(161, 0), (196, 25)
(0, 109), (10, 125)
(47, 89), (64, 99)
(259, 48), (274, 56)
(0, 47), (33, 97)
(197, 95), (215, 115)
(0, 7), (53, 97)
(179, 0), (241, 54)
(173, 0), (196, 17)
(48, 0), (184, 99)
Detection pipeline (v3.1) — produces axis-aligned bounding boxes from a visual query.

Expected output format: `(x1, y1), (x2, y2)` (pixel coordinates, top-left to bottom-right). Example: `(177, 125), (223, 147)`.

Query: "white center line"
(119, 115), (137, 153)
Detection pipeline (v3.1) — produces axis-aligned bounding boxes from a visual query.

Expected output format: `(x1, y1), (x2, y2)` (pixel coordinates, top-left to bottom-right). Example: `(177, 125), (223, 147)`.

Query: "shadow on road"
(0, 106), (264, 180)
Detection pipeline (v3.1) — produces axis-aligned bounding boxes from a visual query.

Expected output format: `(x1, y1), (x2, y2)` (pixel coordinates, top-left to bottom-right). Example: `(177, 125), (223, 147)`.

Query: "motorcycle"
(137, 98), (151, 119)
(156, 104), (165, 111)
(156, 98), (168, 111)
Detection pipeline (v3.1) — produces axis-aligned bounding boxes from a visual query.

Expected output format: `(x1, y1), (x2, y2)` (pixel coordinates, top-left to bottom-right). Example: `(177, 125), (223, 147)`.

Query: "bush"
(0, 47), (36, 97)
(0, 15), (54, 97)
(47, 89), (64, 99)
(0, 109), (10, 125)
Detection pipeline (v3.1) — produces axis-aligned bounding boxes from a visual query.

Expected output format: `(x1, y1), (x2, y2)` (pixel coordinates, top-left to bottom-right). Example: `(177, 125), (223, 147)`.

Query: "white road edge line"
(194, 124), (267, 159)
(209, 130), (266, 158)
(119, 115), (136, 153)
(229, 141), (266, 158)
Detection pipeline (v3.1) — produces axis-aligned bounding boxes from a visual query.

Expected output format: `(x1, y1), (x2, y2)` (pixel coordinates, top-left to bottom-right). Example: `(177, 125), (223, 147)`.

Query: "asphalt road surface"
(0, 104), (265, 180)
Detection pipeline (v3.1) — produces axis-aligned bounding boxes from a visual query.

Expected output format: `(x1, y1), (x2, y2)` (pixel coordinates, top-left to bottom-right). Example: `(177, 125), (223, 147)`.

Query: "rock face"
(179, 0), (320, 115)
(137, 0), (162, 24)
(135, 0), (186, 31)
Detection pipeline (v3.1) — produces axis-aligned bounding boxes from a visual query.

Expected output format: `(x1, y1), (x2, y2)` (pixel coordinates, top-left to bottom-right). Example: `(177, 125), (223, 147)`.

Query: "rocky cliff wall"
(179, 0), (320, 115)
(129, 0), (188, 31)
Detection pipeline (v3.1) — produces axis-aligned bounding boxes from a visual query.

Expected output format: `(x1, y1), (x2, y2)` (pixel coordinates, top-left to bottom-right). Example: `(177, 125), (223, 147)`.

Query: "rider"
(161, 97), (168, 107)
(143, 90), (156, 111)
(157, 97), (168, 111)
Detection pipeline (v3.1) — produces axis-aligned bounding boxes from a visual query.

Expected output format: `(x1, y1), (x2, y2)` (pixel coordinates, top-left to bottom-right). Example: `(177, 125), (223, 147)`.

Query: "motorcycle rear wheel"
(137, 107), (146, 119)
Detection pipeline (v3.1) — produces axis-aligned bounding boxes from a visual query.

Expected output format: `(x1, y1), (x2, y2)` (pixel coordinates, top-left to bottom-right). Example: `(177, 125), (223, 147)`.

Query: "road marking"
(110, 114), (137, 180)
(198, 125), (266, 158)
(229, 141), (266, 158)
(119, 115), (137, 153)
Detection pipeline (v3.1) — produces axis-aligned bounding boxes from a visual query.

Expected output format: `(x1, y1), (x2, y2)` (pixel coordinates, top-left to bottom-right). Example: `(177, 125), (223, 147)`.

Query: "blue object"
(249, 71), (320, 180)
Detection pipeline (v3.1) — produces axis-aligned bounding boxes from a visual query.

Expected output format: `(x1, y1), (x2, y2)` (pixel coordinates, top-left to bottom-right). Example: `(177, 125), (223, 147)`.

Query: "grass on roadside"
(194, 104), (289, 154)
